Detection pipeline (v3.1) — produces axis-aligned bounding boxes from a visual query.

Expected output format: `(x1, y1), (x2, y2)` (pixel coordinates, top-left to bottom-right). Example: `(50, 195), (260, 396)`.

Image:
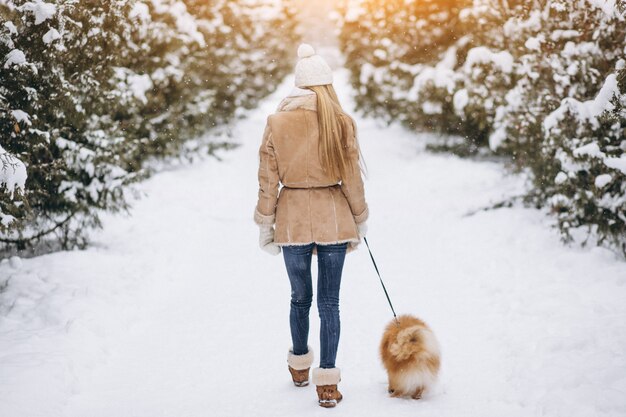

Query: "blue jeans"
(282, 242), (348, 369)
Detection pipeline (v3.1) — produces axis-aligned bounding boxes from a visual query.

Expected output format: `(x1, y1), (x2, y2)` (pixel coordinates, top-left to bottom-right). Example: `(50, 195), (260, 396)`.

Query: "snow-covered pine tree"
(338, 0), (626, 255)
(538, 69), (626, 255)
(0, 0), (298, 253)
(1, 1), (140, 251)
(487, 1), (626, 254)
(337, 0), (469, 127)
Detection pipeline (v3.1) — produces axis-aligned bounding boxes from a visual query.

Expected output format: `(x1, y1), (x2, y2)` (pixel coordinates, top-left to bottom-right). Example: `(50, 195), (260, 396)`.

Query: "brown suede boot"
(315, 384), (343, 408)
(312, 367), (342, 408)
(288, 366), (310, 387)
(287, 347), (313, 387)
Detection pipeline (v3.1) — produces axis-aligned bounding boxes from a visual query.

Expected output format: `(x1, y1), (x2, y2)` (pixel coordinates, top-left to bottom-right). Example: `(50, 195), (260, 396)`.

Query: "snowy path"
(1, 71), (625, 417)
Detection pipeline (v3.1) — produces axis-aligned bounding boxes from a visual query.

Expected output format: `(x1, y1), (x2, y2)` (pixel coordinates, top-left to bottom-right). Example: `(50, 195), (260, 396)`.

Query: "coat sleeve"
(254, 118), (280, 225)
(340, 120), (369, 224)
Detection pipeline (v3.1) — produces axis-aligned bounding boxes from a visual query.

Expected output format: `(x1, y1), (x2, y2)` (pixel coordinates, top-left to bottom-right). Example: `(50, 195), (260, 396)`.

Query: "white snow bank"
(0, 144), (27, 196)
(464, 47), (514, 73)
(4, 49), (26, 68)
(19, 0), (56, 25)
(544, 74), (619, 131)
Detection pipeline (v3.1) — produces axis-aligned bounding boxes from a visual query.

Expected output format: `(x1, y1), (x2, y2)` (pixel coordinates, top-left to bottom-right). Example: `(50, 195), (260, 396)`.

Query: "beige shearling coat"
(254, 92), (368, 252)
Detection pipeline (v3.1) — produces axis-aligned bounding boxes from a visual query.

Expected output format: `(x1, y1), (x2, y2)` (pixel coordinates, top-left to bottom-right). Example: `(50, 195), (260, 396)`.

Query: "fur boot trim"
(312, 367), (341, 386)
(287, 347), (314, 370)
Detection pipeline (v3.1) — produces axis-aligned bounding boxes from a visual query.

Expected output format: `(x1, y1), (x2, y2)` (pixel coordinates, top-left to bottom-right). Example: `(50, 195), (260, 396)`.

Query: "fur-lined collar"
(277, 90), (316, 112)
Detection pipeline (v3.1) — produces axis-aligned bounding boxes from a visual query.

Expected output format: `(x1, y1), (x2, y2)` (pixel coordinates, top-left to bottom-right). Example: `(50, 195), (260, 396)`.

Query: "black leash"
(363, 237), (399, 324)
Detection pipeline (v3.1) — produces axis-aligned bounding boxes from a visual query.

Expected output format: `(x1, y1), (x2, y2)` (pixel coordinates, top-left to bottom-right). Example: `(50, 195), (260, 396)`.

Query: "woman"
(254, 44), (368, 408)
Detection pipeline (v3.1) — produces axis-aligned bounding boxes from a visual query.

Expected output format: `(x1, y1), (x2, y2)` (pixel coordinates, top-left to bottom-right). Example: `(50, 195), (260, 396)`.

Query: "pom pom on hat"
(298, 43), (316, 58)
(294, 43), (333, 88)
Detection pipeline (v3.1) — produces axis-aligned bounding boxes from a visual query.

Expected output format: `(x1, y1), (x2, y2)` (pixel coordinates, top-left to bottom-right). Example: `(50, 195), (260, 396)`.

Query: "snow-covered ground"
(1, 70), (625, 417)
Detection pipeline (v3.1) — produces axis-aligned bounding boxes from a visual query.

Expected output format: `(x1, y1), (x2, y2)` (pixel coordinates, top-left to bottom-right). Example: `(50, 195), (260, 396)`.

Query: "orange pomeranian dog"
(380, 314), (441, 399)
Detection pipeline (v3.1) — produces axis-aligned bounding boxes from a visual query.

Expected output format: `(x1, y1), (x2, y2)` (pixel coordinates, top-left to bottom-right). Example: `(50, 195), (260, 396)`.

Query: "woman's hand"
(259, 225), (281, 255)
(357, 222), (367, 240)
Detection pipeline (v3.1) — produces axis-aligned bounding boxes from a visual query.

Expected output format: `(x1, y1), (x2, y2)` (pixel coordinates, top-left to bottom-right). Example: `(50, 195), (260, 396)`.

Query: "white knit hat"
(294, 44), (333, 88)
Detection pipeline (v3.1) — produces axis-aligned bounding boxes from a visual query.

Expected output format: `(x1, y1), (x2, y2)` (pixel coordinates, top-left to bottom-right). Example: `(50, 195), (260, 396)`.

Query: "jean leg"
(282, 244), (315, 356)
(316, 243), (348, 368)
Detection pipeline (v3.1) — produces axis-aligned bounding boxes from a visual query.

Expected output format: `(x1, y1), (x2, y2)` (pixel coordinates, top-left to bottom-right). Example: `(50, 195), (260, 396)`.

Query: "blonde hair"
(307, 85), (361, 181)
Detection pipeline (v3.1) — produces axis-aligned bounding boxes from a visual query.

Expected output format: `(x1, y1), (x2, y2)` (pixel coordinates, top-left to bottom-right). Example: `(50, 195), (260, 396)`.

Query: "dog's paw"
(389, 387), (402, 398)
(411, 387), (424, 400)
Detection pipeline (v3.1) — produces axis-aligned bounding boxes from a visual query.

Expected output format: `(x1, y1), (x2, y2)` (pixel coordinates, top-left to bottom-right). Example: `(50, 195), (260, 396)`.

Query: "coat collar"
(277, 89), (317, 112)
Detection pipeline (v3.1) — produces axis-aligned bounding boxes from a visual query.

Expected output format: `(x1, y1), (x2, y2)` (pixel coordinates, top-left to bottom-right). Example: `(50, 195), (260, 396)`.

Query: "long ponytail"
(307, 85), (358, 181)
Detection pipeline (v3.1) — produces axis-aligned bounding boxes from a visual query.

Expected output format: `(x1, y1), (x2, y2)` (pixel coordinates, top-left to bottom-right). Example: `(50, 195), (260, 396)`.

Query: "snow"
(150, 0), (206, 47)
(410, 66), (456, 99)
(42, 28), (61, 44)
(524, 36), (541, 51)
(344, 2), (366, 22)
(586, 0), (620, 17)
(550, 30), (580, 41)
(129, 2), (151, 21)
(503, 10), (541, 37)
(453, 88), (469, 114)
(10, 109), (31, 125)
(463, 47), (514, 73)
(604, 156), (626, 175)
(554, 171), (568, 185)
(113, 68), (154, 104)
(544, 74), (619, 132)
(19, 0), (56, 25)
(1, 69), (626, 417)
(595, 174), (612, 188)
(570, 143), (626, 176)
(0, 144), (27, 197)
(127, 74), (153, 104)
(488, 127), (506, 151)
(4, 21), (17, 35)
(4, 49), (26, 68)
(422, 100), (442, 114)
(573, 142), (604, 158)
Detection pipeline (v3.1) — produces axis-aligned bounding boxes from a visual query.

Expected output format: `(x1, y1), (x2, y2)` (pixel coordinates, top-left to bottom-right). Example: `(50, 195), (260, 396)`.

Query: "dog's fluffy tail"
(389, 325), (440, 361)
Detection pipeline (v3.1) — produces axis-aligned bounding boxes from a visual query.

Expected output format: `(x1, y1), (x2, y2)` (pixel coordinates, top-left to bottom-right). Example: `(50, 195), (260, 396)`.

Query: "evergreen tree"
(338, 0), (626, 255)
(0, 0), (298, 252)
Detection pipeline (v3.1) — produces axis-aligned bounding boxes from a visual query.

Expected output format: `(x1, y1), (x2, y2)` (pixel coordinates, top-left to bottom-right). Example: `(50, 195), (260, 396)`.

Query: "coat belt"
(282, 184), (340, 190)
